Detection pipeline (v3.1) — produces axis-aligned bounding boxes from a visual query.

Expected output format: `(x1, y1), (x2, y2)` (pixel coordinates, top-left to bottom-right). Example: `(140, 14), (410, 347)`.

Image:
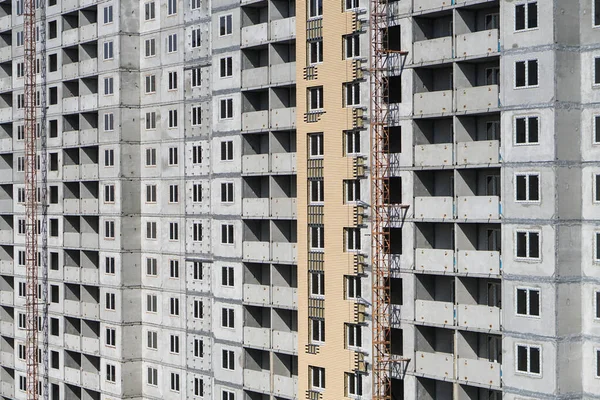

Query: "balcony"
(63, 165), (80, 180)
(456, 85), (499, 113)
(79, 23), (97, 42)
(0, 351), (13, 368)
(456, 250), (500, 275)
(64, 266), (80, 282)
(456, 304), (501, 331)
(0, 15), (11, 31)
(270, 62), (295, 85)
(242, 154), (269, 174)
(64, 366), (81, 385)
(63, 63), (79, 79)
(456, 30), (499, 59)
(271, 17), (295, 41)
(271, 198), (296, 219)
(415, 300), (453, 325)
(0, 77), (10, 92)
(62, 28), (79, 46)
(63, 97), (79, 113)
(414, 143), (452, 167)
(414, 0), (452, 12)
(64, 333), (81, 351)
(81, 302), (99, 319)
(63, 130), (79, 146)
(415, 249), (453, 273)
(82, 370), (99, 390)
(456, 196), (499, 220)
(80, 128), (98, 145)
(243, 283), (270, 305)
(272, 330), (296, 354)
(274, 375), (298, 399)
(81, 268), (98, 284)
(80, 164), (98, 180)
(242, 67), (269, 88)
(244, 326), (270, 348)
(457, 357), (501, 387)
(0, 229), (11, 243)
(272, 286), (297, 308)
(0, 382), (12, 398)
(242, 110), (269, 131)
(79, 59), (97, 75)
(64, 300), (80, 316)
(81, 337), (99, 355)
(413, 37), (452, 64)
(80, 94), (98, 111)
(243, 241), (270, 261)
(63, 232), (80, 247)
(81, 232), (98, 248)
(0, 260), (12, 274)
(270, 107), (295, 130)
(272, 242), (296, 263)
(0, 47), (10, 62)
(271, 153), (296, 174)
(0, 321), (12, 336)
(415, 351), (454, 380)
(0, 138), (11, 152)
(0, 291), (12, 306)
(242, 198), (269, 218)
(414, 90), (453, 116)
(456, 140), (500, 165)
(414, 197), (453, 220)
(244, 369), (271, 393)
(241, 23), (268, 47)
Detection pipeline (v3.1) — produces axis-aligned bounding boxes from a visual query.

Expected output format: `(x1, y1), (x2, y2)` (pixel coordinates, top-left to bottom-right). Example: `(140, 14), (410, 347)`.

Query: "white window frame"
(220, 98), (234, 120)
(144, 1), (156, 21)
(310, 226), (324, 251)
(515, 343), (542, 376)
(514, 1), (538, 31)
(104, 112), (114, 131)
(345, 275), (362, 299)
(515, 287), (541, 318)
(311, 366), (325, 391)
(103, 5), (113, 24)
(145, 38), (156, 57)
(103, 41), (114, 60)
(308, 0), (323, 18)
(346, 227), (362, 251)
(309, 40), (323, 64)
(146, 257), (158, 276)
(344, 34), (360, 59)
(308, 86), (324, 111)
(147, 330), (158, 349)
(145, 112), (157, 130)
(167, 0), (177, 15)
(191, 27), (201, 48)
(147, 367), (158, 386)
(514, 172), (540, 203)
(221, 307), (234, 328)
(514, 115), (539, 145)
(219, 14), (233, 36)
(167, 33), (178, 53)
(311, 318), (325, 344)
(145, 74), (156, 94)
(309, 133), (324, 158)
(514, 59), (539, 89)
(346, 323), (362, 348)
(515, 230), (541, 260)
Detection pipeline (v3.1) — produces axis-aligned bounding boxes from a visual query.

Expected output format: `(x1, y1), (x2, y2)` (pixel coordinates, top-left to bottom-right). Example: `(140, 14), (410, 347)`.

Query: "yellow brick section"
(297, 3), (364, 399)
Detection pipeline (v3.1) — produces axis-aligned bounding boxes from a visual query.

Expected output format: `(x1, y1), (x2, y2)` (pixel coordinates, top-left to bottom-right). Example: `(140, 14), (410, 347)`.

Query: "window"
(515, 1), (538, 31)
(103, 5), (113, 24)
(193, 262), (203, 280)
(18, 375), (26, 391)
(18, 312), (26, 329)
(219, 15), (233, 36)
(169, 259), (179, 278)
(222, 266), (234, 287)
(515, 115), (539, 144)
(146, 221), (157, 239)
(516, 287), (540, 317)
(170, 372), (180, 392)
(311, 366), (325, 390)
(345, 130), (361, 155)
(145, 75), (156, 94)
(191, 28), (201, 48)
(345, 82), (360, 106)
(169, 185), (179, 203)
(18, 281), (25, 297)
(309, 0), (323, 18)
(346, 228), (361, 251)
(310, 180), (324, 204)
(104, 184), (115, 203)
(344, 34), (360, 58)
(311, 318), (325, 343)
(18, 344), (25, 359)
(105, 220), (115, 239)
(104, 149), (115, 167)
(105, 257), (115, 274)
(167, 0), (177, 15)
(596, 0), (600, 27)
(220, 98), (234, 119)
(192, 106), (202, 126)
(168, 71), (178, 90)
(221, 140), (234, 160)
(516, 344), (541, 375)
(222, 307), (235, 328)
(168, 147), (179, 166)
(17, 156), (24, 172)
(221, 182), (234, 202)
(194, 338), (204, 357)
(222, 390), (235, 400)
(104, 113), (114, 131)
(516, 230), (540, 260)
(345, 180), (361, 203)
(169, 222), (179, 241)
(144, 38), (156, 57)
(310, 226), (324, 250)
(515, 173), (540, 202)
(17, 218), (25, 234)
(515, 60), (539, 88)
(145, 185), (157, 203)
(345, 0), (359, 10)
(191, 0), (201, 9)
(345, 275), (362, 299)
(105, 292), (116, 310)
(220, 57), (233, 78)
(192, 145), (202, 165)
(194, 377), (204, 397)
(147, 330), (158, 349)
(147, 367), (158, 386)
(309, 86), (324, 110)
(596, 233), (600, 262)
(146, 257), (158, 276)
(193, 222), (203, 242)
(309, 40), (323, 64)
(346, 324), (362, 348)
(104, 77), (114, 95)
(309, 133), (323, 158)
(170, 334), (180, 353)
(310, 271), (324, 297)
(144, 1), (155, 20)
(169, 297), (180, 316)
(106, 364), (116, 382)
(103, 41), (114, 60)
(193, 299), (203, 319)
(191, 68), (202, 87)
(145, 112), (156, 130)
(193, 183), (203, 203)
(595, 57), (600, 86)
(146, 148), (157, 166)
(16, 31), (24, 47)
(105, 327), (116, 347)
(221, 224), (234, 244)
(346, 373), (363, 397)
(17, 187), (25, 203)
(168, 34), (178, 53)
(168, 109), (178, 128)
(222, 349), (235, 370)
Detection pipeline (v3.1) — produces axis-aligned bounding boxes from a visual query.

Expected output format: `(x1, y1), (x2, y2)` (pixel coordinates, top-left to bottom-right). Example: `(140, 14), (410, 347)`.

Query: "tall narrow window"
(515, 60), (539, 88)
(515, 2), (538, 31)
(516, 230), (540, 259)
(515, 173), (540, 202)
(515, 116), (539, 144)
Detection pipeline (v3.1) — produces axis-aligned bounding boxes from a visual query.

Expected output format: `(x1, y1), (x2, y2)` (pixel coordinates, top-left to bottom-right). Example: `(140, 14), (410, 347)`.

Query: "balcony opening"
(272, 42), (296, 65)
(458, 384), (502, 400)
(64, 114), (79, 132)
(272, 175), (296, 199)
(414, 118), (453, 146)
(243, 89), (269, 113)
(83, 388), (100, 400)
(244, 262), (270, 286)
(64, 249), (80, 269)
(415, 66), (453, 93)
(63, 148), (79, 167)
(62, 46), (79, 67)
(82, 250), (99, 272)
(390, 328), (403, 356)
(241, 3), (268, 29)
(65, 383), (81, 400)
(458, 331), (502, 364)
(81, 215), (99, 236)
(64, 284), (81, 303)
(80, 6), (98, 27)
(272, 86), (296, 109)
(0, 3), (11, 19)
(416, 326), (454, 355)
(273, 308), (296, 334)
(63, 79), (79, 101)
(49, 119), (58, 138)
(273, 264), (297, 290)
(415, 274), (454, 303)
(455, 60), (500, 89)
(273, 352), (297, 380)
(80, 42), (97, 62)
(50, 252), (59, 271)
(82, 319), (100, 341)
(384, 177), (402, 204)
(0, 61), (10, 80)
(383, 24), (402, 51)
(81, 112), (98, 130)
(272, 130), (296, 153)
(243, 176), (269, 201)
(456, 223), (501, 253)
(0, 32), (10, 50)
(456, 168), (501, 198)
(417, 377), (452, 400)
(81, 146), (98, 166)
(385, 75), (402, 104)
(456, 113), (501, 143)
(0, 123), (11, 140)
(456, 276), (501, 308)
(0, 245), (13, 264)
(62, 11), (79, 32)
(455, 4), (500, 35)
(80, 77), (98, 96)
(243, 133), (269, 156)
(244, 305), (271, 329)
(272, 0), (296, 19)
(0, 93), (12, 109)
(243, 220), (270, 243)
(414, 170), (454, 197)
(48, 53), (58, 72)
(81, 284), (99, 307)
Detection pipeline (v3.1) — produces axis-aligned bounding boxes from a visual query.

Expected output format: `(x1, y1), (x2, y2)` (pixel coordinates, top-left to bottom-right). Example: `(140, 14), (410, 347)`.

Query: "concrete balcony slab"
(273, 330), (297, 354)
(272, 242), (296, 263)
(270, 62), (296, 85)
(63, 165), (80, 180)
(456, 29), (499, 59)
(456, 85), (499, 112)
(0, 77), (11, 92)
(62, 63), (79, 79)
(456, 196), (499, 220)
(271, 153), (296, 174)
(0, 138), (12, 152)
(62, 130), (79, 146)
(64, 265), (80, 282)
(415, 299), (454, 325)
(413, 37), (452, 64)
(414, 90), (453, 116)
(80, 128), (98, 145)
(271, 198), (296, 218)
(79, 59), (98, 75)
(243, 283), (270, 305)
(80, 94), (98, 111)
(270, 107), (295, 130)
(415, 248), (454, 273)
(243, 241), (270, 261)
(63, 97), (79, 113)
(80, 164), (99, 180)
(241, 23), (268, 47)
(0, 47), (11, 63)
(272, 286), (297, 309)
(242, 198), (269, 218)
(457, 304), (501, 331)
(242, 154), (269, 174)
(64, 333), (81, 351)
(415, 351), (454, 380)
(414, 143), (452, 167)
(244, 369), (271, 393)
(271, 17), (296, 41)
(457, 357), (501, 387)
(79, 23), (97, 42)
(243, 326), (270, 349)
(0, 15), (12, 31)
(242, 66), (268, 89)
(414, 197), (453, 220)
(242, 110), (269, 132)
(81, 199), (98, 214)
(274, 376), (298, 398)
(63, 232), (80, 248)
(456, 140), (499, 165)
(62, 28), (79, 46)
(456, 250), (500, 275)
